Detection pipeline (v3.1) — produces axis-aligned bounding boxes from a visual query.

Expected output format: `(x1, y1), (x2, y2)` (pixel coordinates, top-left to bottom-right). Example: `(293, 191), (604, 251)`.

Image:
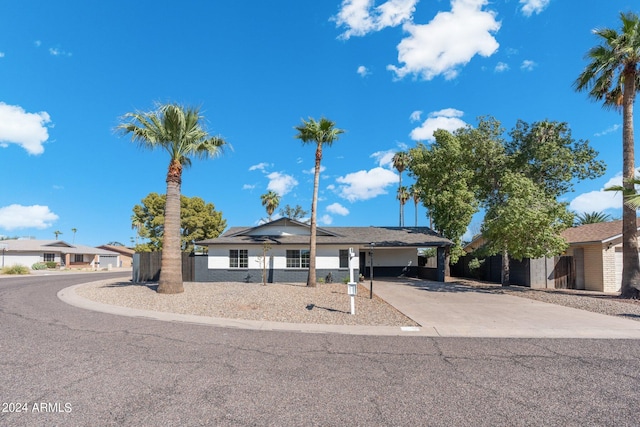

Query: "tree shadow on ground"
(305, 303), (349, 314)
(103, 281), (158, 292)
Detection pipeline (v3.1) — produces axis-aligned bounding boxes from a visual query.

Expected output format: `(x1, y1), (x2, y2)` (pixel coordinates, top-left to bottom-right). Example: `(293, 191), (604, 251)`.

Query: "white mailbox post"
(347, 247), (357, 315)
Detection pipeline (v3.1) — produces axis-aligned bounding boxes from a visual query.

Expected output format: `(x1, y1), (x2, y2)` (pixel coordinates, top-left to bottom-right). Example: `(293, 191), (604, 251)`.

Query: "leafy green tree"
(260, 190), (280, 222)
(132, 192), (226, 253)
(279, 204), (308, 220)
(118, 104), (227, 294)
(393, 151), (410, 226)
(481, 172), (573, 284)
(294, 117), (344, 287)
(574, 12), (640, 297)
(409, 117), (604, 279)
(409, 129), (478, 263)
(575, 211), (612, 225)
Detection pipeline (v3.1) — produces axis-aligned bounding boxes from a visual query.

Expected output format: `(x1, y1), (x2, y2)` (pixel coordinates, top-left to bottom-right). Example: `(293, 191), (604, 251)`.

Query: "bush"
(32, 262), (47, 270)
(2, 265), (30, 275)
(45, 261), (57, 269)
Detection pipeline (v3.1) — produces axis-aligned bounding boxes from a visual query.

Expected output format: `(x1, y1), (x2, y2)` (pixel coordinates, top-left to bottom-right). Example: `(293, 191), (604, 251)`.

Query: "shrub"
(45, 261), (57, 269)
(32, 262), (47, 270)
(2, 265), (30, 275)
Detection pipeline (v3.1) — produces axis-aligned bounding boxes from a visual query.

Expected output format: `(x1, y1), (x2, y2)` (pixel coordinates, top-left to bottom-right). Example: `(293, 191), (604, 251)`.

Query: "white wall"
(1, 251), (62, 268)
(208, 244), (362, 270)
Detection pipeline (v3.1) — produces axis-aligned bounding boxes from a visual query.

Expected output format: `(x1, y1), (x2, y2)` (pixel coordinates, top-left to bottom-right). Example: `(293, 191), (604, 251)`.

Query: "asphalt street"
(1, 273), (639, 426)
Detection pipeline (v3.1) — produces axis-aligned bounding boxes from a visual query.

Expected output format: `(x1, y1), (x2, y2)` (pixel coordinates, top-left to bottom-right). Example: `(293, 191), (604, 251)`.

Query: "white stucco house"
(196, 218), (452, 283)
(0, 239), (121, 270)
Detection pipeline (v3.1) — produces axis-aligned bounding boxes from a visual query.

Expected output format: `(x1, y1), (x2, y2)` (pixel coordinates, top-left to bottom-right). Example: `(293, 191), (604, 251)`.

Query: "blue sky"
(0, 0), (635, 246)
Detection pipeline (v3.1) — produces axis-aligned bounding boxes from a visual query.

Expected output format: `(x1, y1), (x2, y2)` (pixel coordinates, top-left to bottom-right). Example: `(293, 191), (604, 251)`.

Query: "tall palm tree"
(53, 230), (63, 240)
(294, 117), (344, 287)
(410, 185), (420, 227)
(260, 190), (280, 222)
(118, 103), (227, 294)
(397, 186), (411, 227)
(392, 151), (410, 226)
(575, 211), (612, 225)
(575, 12), (640, 297)
(71, 228), (77, 243)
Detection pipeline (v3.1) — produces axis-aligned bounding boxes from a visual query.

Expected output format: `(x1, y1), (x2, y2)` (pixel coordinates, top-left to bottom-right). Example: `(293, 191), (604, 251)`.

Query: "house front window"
(229, 249), (248, 268)
(286, 249), (309, 268)
(74, 254), (84, 263)
(43, 253), (55, 262)
(339, 249), (349, 269)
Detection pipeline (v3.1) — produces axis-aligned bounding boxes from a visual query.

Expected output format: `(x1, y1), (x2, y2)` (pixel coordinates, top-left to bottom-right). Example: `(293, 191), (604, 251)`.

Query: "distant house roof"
(0, 239), (119, 255)
(96, 245), (135, 256)
(198, 218), (451, 247)
(561, 218), (640, 244)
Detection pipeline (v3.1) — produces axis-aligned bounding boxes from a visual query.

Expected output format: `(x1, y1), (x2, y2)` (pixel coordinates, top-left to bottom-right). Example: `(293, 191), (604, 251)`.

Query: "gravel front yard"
(75, 280), (419, 327)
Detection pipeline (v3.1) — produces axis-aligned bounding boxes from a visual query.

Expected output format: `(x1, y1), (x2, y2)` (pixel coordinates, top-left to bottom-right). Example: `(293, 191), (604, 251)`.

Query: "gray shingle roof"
(0, 239), (119, 255)
(199, 223), (451, 247)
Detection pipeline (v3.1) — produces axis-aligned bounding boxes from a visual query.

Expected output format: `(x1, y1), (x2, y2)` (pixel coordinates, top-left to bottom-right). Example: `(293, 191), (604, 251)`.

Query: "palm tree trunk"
(621, 70), (640, 298)
(398, 173), (403, 227)
(158, 160), (184, 294)
(307, 145), (322, 287)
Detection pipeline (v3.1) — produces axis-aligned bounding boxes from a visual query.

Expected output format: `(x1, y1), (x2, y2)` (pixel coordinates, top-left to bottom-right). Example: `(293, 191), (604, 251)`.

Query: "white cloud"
(569, 174), (623, 213)
(521, 59), (536, 71)
(410, 110), (422, 122)
(249, 162), (271, 172)
(357, 65), (370, 77)
(0, 102), (52, 155)
(267, 172), (298, 196)
(304, 165), (326, 174)
(520, 0), (550, 17)
(34, 40), (41, 47)
(409, 108), (467, 141)
(0, 204), (59, 230)
(336, 167), (398, 202)
(48, 47), (72, 57)
(334, 0), (418, 39)
(370, 149), (397, 169)
(494, 62), (509, 72)
(387, 0), (501, 81)
(327, 202), (350, 216)
(242, 184), (256, 190)
(594, 124), (621, 137)
(0, 52), (5, 58)
(320, 214), (334, 225)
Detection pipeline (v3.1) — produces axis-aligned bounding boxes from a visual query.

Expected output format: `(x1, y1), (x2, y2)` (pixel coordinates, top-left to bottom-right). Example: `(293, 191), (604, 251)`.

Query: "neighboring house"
(456, 219), (638, 293)
(196, 218), (452, 284)
(0, 239), (120, 270)
(96, 244), (135, 268)
(561, 219), (640, 293)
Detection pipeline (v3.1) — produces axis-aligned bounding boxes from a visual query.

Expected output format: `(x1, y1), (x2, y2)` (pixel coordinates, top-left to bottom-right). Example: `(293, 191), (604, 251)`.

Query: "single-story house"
(456, 219), (640, 292)
(0, 239), (121, 270)
(196, 218), (452, 283)
(96, 244), (135, 268)
(561, 219), (640, 293)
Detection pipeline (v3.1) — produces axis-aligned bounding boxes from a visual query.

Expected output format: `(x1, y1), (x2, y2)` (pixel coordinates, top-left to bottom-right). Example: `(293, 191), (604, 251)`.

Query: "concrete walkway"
(59, 278), (640, 339)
